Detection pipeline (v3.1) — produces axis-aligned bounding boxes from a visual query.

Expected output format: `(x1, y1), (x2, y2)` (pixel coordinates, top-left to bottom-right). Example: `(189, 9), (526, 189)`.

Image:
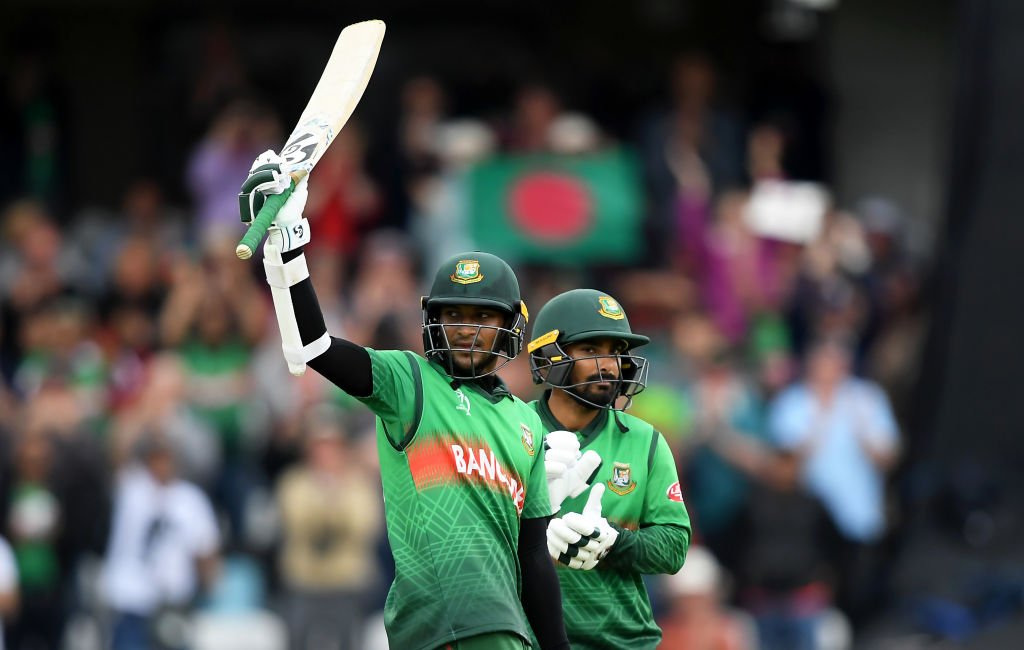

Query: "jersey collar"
(537, 390), (609, 448)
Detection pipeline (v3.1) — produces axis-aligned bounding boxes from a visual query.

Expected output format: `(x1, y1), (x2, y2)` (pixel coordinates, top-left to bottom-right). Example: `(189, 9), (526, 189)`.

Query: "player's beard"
(450, 351), (497, 376)
(449, 341), (498, 377)
(567, 373), (619, 408)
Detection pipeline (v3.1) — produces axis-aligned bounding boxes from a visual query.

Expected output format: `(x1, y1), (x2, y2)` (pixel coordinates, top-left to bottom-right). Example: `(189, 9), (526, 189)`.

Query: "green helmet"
(528, 289), (649, 410)
(421, 252), (529, 378)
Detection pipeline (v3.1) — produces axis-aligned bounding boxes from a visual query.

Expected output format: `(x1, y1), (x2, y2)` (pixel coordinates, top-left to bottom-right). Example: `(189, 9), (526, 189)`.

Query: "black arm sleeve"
(282, 249), (372, 397)
(518, 516), (570, 650)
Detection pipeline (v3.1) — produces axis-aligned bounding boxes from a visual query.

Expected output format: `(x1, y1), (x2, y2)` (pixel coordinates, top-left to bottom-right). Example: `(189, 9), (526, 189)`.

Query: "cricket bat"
(240, 19), (384, 377)
(235, 19), (386, 259)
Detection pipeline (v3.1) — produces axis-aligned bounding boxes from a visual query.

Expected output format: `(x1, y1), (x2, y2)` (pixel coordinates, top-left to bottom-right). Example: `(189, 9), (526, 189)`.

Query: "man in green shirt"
(528, 289), (692, 649)
(239, 152), (569, 650)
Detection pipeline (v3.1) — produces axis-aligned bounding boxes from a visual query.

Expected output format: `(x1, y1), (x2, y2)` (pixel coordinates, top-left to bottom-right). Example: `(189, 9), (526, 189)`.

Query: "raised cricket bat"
(240, 19), (384, 377)
(235, 19), (386, 259)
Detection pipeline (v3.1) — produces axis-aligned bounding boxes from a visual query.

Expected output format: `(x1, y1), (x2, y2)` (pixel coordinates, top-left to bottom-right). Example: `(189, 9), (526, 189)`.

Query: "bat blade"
(279, 19), (386, 176)
(236, 19), (385, 260)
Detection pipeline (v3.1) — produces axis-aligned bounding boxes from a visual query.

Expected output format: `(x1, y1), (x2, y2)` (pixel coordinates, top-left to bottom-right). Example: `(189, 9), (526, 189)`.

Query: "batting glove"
(547, 483), (619, 570)
(239, 150), (292, 224)
(544, 431), (602, 515)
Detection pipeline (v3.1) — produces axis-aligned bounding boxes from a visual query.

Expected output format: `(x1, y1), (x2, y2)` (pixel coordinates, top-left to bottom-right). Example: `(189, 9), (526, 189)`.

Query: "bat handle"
(236, 182), (296, 259)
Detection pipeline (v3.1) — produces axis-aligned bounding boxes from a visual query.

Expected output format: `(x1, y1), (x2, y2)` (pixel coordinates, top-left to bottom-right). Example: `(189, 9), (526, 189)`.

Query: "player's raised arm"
(239, 151), (372, 397)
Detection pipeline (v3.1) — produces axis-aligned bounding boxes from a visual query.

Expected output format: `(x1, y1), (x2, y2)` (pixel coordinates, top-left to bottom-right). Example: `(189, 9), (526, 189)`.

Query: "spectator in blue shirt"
(768, 336), (900, 625)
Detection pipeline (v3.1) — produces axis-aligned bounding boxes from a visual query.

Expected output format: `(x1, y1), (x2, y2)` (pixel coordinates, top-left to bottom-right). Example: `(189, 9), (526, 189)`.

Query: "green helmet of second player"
(421, 251), (529, 378)
(528, 289), (650, 410)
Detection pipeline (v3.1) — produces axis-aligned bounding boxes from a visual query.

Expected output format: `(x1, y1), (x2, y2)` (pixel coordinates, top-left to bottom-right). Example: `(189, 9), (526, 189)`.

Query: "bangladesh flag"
(467, 148), (644, 265)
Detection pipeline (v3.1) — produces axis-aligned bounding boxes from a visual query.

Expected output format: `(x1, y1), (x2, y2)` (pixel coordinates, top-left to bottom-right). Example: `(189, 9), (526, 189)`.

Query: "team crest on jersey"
(450, 259), (484, 284)
(455, 388), (471, 416)
(667, 481), (684, 503)
(597, 296), (625, 320)
(607, 461), (636, 495)
(521, 423), (535, 456)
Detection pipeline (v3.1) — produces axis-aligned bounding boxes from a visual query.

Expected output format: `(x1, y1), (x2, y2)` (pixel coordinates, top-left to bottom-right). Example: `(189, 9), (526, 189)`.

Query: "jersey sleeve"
(642, 432), (691, 529)
(356, 349), (420, 447)
(602, 431), (691, 575)
(521, 411), (552, 520)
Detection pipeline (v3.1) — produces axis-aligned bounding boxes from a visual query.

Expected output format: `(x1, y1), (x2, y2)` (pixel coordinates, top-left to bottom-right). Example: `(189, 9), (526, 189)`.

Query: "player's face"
(563, 338), (626, 408)
(440, 305), (506, 375)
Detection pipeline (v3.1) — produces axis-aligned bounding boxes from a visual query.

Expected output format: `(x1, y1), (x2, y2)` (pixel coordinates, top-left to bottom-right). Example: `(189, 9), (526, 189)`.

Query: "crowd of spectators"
(0, 35), (930, 650)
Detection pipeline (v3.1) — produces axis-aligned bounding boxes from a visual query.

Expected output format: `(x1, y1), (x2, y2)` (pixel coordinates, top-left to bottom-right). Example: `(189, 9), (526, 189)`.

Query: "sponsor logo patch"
(667, 481), (684, 503)
(450, 259), (484, 284)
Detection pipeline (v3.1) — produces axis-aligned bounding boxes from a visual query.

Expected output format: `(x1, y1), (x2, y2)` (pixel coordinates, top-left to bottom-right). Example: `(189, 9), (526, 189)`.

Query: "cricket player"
(239, 152), (569, 650)
(529, 289), (692, 649)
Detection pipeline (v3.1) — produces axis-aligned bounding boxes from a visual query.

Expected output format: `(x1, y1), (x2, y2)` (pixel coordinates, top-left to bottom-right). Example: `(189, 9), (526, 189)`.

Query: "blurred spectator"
(658, 546), (755, 650)
(768, 337), (900, 624)
(733, 449), (843, 650)
(786, 211), (871, 356)
(185, 96), (280, 240)
(637, 52), (744, 265)
(160, 243), (268, 545)
(0, 45), (67, 209)
(398, 76), (446, 194)
(110, 354), (220, 488)
(0, 200), (87, 378)
(0, 535), (16, 650)
(682, 190), (786, 345)
(408, 119), (495, 274)
(72, 179), (189, 291)
(275, 405), (382, 650)
(2, 431), (66, 650)
(101, 433), (220, 650)
(502, 83), (563, 153)
(675, 318), (766, 570)
(187, 21), (250, 128)
(93, 236), (167, 414)
(304, 121), (382, 257)
(863, 267), (926, 427)
(12, 299), (106, 430)
(343, 230), (421, 350)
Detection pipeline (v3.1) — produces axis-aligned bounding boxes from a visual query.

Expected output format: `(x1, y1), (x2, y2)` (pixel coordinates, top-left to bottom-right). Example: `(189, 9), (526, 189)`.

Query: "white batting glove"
(544, 431), (602, 515)
(547, 483), (619, 570)
(267, 175), (311, 252)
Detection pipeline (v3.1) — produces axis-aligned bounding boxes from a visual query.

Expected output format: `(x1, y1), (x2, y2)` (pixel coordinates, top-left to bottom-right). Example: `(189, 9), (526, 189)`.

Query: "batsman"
(238, 154), (570, 650)
(530, 289), (692, 649)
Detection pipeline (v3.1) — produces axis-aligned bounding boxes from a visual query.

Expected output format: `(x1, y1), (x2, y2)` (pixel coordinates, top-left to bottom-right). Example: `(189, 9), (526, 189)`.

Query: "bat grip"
(236, 182), (296, 259)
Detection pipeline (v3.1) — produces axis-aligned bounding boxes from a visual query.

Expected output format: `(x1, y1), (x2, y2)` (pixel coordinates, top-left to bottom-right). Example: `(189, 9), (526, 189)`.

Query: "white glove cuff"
(267, 219), (312, 253)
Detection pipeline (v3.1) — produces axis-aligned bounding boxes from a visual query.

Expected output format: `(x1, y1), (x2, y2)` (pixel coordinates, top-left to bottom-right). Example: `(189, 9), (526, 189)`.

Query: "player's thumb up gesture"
(547, 483), (619, 570)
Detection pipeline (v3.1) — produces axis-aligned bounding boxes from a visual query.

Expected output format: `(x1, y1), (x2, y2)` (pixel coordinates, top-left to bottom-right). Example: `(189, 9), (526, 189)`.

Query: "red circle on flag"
(508, 172), (592, 242)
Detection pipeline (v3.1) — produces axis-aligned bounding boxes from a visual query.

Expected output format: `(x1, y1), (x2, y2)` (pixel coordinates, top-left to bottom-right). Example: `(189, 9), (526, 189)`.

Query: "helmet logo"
(450, 259), (484, 284)
(598, 296), (625, 320)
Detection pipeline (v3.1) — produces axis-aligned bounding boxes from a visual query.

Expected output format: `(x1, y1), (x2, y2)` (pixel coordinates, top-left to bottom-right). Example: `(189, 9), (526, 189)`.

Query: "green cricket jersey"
(358, 349), (550, 650)
(531, 395), (691, 650)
